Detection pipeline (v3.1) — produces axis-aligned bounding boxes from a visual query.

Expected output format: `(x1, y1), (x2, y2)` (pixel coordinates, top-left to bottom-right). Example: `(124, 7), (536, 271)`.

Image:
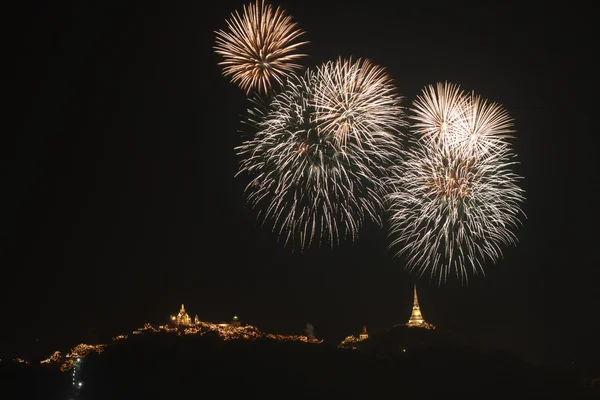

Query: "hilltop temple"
(170, 304), (193, 327)
(169, 304), (241, 328)
(338, 325), (369, 349)
(339, 286), (435, 349)
(359, 325), (368, 340)
(405, 285), (435, 330)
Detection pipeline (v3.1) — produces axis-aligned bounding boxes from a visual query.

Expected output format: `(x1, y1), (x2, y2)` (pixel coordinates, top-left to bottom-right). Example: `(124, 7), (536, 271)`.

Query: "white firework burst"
(237, 58), (406, 249)
(386, 143), (525, 284)
(411, 82), (515, 156)
(387, 82), (525, 284)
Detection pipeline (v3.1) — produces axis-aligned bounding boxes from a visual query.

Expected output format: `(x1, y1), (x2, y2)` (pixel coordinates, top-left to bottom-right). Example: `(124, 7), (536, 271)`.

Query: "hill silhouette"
(4, 326), (598, 399)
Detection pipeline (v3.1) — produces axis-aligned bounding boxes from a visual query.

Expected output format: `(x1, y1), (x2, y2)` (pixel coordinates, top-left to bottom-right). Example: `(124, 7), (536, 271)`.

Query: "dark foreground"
(2, 329), (598, 399)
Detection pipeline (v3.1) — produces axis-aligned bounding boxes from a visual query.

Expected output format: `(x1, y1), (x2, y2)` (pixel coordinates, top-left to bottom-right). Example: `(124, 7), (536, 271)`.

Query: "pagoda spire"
(412, 284), (420, 309)
(406, 285), (425, 327)
(404, 285), (435, 329)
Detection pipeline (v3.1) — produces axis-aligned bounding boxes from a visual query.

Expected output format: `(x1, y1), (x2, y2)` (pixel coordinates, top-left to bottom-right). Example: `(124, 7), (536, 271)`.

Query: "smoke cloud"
(304, 323), (314, 340)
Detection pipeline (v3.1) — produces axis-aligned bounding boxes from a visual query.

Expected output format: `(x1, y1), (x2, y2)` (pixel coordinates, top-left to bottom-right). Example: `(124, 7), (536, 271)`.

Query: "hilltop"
(3, 323), (597, 399)
(3, 301), (597, 399)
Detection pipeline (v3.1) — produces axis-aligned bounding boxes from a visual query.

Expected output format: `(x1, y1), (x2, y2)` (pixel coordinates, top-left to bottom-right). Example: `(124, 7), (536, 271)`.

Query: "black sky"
(5, 1), (598, 368)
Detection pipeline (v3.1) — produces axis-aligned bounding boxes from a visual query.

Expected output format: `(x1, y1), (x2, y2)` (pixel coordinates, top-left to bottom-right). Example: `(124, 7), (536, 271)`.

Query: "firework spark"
(214, 0), (308, 95)
(386, 82), (525, 284)
(237, 58), (405, 249)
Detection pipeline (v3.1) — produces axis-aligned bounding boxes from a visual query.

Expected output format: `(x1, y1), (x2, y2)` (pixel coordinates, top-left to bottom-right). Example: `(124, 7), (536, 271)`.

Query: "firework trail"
(386, 82), (525, 284)
(237, 58), (406, 249)
(214, 0), (308, 95)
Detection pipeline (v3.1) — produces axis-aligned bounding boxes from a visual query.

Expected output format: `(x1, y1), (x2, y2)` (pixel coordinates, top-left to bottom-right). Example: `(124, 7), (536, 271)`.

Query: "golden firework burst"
(214, 0), (309, 95)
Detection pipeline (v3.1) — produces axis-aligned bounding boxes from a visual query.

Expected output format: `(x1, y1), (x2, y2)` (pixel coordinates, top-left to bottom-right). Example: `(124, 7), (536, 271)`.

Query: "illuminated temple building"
(170, 304), (193, 327)
(359, 325), (368, 340)
(338, 325), (369, 349)
(169, 304), (241, 329)
(340, 286), (436, 349)
(37, 303), (322, 372)
(406, 285), (435, 330)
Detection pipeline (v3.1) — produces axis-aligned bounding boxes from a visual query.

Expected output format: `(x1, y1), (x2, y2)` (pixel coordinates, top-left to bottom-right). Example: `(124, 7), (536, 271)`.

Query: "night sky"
(6, 1), (598, 368)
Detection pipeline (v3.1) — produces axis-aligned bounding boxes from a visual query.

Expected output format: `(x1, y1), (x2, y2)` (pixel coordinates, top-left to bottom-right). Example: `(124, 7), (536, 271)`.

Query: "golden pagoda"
(406, 285), (435, 329)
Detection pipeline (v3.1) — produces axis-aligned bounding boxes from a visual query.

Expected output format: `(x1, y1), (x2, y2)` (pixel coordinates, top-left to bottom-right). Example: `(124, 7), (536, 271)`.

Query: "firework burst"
(214, 0), (308, 95)
(313, 58), (405, 148)
(411, 82), (515, 155)
(386, 82), (525, 284)
(387, 144), (525, 283)
(237, 58), (406, 249)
